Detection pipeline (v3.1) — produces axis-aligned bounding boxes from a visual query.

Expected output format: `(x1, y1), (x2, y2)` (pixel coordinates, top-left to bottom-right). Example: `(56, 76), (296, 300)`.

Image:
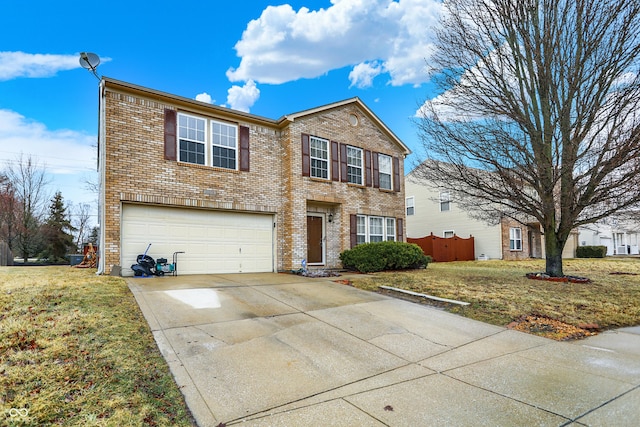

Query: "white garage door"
(121, 204), (274, 276)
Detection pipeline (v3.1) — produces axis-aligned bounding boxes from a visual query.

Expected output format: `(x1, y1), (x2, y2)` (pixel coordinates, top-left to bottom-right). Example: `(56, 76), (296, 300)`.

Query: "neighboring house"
(578, 218), (640, 256)
(97, 78), (410, 276)
(405, 172), (578, 260)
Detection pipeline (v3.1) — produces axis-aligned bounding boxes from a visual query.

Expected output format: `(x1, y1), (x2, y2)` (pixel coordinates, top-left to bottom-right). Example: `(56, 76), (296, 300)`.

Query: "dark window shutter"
(331, 141), (339, 181)
(350, 214), (358, 248)
(365, 150), (372, 187)
(239, 126), (250, 171)
(301, 133), (310, 177)
(372, 152), (380, 188)
(164, 109), (177, 161)
(397, 218), (404, 242)
(340, 143), (348, 182)
(393, 156), (401, 192)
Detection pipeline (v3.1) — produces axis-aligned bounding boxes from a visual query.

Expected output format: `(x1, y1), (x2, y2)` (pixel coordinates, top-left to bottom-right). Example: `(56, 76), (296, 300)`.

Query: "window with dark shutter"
(164, 109), (177, 161)
(301, 133), (310, 176)
(239, 126), (250, 171)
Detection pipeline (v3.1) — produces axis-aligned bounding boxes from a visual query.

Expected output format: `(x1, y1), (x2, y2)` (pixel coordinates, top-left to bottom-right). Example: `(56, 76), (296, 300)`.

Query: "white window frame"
(369, 216), (384, 242)
(178, 113), (206, 165)
(211, 119), (238, 170)
(347, 146), (363, 185)
(406, 196), (415, 216)
(443, 230), (455, 238)
(310, 136), (330, 179)
(440, 191), (451, 212)
(177, 113), (239, 171)
(386, 218), (396, 241)
(356, 214), (397, 244)
(378, 154), (392, 190)
(356, 215), (367, 245)
(510, 227), (522, 251)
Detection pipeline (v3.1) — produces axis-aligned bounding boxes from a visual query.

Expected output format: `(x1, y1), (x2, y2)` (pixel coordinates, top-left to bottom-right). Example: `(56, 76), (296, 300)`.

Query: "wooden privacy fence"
(408, 233), (475, 262)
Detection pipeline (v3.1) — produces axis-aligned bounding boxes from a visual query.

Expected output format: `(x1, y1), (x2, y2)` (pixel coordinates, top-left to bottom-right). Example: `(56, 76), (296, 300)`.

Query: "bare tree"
(6, 155), (50, 263)
(415, 0), (640, 276)
(72, 202), (92, 250)
(0, 173), (18, 251)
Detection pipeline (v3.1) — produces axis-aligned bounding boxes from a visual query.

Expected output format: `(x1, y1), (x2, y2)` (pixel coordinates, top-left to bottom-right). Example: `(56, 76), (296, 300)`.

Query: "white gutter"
(96, 80), (106, 275)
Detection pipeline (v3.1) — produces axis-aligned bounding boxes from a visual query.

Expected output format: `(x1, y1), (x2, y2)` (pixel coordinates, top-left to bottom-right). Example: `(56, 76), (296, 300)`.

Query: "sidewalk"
(127, 273), (640, 426)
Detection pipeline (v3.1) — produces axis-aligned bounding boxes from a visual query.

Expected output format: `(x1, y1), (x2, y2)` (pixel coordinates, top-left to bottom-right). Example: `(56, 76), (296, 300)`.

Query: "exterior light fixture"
(328, 213), (334, 223)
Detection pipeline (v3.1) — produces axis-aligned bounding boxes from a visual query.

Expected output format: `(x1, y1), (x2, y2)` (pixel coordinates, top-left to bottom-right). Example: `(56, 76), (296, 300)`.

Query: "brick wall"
(101, 82), (406, 273)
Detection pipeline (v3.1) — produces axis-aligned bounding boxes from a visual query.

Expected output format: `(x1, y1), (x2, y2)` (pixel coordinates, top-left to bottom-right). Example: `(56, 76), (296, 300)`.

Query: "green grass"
(349, 258), (640, 330)
(0, 267), (194, 426)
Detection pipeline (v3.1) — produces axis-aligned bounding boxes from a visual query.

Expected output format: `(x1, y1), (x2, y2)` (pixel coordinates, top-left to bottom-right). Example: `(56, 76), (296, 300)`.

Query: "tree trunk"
(544, 228), (564, 277)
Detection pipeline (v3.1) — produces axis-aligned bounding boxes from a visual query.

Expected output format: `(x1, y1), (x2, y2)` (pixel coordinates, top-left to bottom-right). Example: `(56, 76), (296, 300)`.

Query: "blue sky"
(0, 0), (442, 224)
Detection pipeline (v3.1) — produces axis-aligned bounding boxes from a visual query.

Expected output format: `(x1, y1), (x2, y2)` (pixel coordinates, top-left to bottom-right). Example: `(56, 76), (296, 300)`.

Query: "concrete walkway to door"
(127, 273), (640, 426)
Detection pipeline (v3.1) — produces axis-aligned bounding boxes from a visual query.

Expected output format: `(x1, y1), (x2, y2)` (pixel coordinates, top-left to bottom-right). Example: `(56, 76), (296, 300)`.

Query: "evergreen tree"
(42, 192), (76, 262)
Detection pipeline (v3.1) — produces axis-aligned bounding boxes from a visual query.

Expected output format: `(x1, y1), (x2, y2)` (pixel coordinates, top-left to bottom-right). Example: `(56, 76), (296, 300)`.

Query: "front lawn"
(0, 267), (194, 426)
(348, 258), (640, 339)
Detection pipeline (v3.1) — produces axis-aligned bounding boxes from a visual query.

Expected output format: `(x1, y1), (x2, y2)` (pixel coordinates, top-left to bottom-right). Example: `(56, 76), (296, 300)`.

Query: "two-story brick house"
(96, 78), (410, 276)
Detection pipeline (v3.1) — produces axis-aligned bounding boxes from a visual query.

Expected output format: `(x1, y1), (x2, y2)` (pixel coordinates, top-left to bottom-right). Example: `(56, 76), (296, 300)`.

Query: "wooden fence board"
(408, 233), (475, 262)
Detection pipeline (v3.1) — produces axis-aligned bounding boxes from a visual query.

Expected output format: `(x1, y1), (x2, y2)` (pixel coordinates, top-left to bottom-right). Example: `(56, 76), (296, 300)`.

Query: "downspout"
(96, 79), (106, 274)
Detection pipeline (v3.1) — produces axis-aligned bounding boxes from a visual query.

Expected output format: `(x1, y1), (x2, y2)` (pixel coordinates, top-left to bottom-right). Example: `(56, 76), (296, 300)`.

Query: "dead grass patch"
(0, 266), (194, 426)
(348, 259), (640, 340)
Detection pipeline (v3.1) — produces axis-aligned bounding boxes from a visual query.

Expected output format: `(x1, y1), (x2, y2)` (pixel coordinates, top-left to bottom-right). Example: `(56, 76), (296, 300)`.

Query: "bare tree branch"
(414, 0), (640, 276)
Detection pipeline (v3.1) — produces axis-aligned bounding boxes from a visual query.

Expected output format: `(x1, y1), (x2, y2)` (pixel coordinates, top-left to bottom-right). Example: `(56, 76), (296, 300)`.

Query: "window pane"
(386, 218), (395, 241)
(347, 146), (363, 185)
(213, 146), (236, 169)
(406, 197), (415, 216)
(211, 121), (237, 169)
(179, 139), (205, 165)
(178, 114), (206, 143)
(310, 137), (329, 179)
(380, 173), (392, 190)
(510, 227), (522, 250)
(357, 215), (366, 245)
(369, 217), (383, 242)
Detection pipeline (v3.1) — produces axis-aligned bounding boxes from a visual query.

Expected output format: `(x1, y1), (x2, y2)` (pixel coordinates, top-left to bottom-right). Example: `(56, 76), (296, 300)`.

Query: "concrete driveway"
(127, 273), (640, 426)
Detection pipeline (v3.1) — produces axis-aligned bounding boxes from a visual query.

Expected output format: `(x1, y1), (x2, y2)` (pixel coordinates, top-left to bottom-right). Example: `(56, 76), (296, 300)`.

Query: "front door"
(307, 215), (324, 264)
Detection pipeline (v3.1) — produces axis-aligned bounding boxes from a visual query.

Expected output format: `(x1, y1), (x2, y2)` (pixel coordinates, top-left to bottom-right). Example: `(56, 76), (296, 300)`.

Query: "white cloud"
(0, 51), (96, 81)
(0, 109), (95, 175)
(226, 80), (260, 113)
(195, 92), (213, 104)
(226, 0), (442, 87)
(349, 61), (383, 88)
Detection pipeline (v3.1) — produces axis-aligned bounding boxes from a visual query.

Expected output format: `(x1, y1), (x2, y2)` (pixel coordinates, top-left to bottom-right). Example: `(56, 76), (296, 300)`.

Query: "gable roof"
(282, 97), (411, 156)
(101, 77), (410, 156)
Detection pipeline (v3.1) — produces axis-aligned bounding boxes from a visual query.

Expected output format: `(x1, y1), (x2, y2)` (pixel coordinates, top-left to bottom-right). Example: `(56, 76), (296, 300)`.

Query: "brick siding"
(100, 81), (407, 273)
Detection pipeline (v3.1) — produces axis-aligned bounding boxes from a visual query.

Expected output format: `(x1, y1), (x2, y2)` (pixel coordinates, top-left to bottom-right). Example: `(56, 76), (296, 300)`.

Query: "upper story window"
(440, 191), (451, 212)
(444, 230), (455, 238)
(310, 136), (329, 179)
(510, 227), (522, 250)
(212, 120), (237, 170)
(178, 114), (206, 165)
(378, 154), (392, 190)
(406, 196), (415, 216)
(177, 113), (239, 170)
(347, 146), (363, 185)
